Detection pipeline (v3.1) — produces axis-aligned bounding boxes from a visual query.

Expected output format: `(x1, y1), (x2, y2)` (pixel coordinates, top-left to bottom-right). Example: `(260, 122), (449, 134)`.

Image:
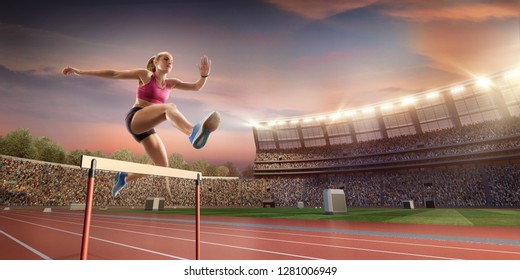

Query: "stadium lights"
(381, 103), (394, 110)
(329, 112), (342, 120)
(344, 110), (357, 117)
(362, 107), (375, 113)
(401, 97), (416, 106)
(252, 69), (509, 127)
(504, 69), (520, 79)
(426, 92), (439, 99)
(451, 86), (465, 94)
(476, 77), (492, 88)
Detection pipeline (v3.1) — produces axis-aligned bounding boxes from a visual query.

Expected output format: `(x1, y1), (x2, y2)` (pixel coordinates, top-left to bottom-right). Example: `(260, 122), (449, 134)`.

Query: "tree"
(34, 137), (66, 164)
(1, 128), (37, 159)
(66, 149), (85, 166)
(135, 153), (150, 164)
(212, 165), (230, 177)
(90, 150), (107, 159)
(168, 153), (187, 169)
(224, 161), (240, 177)
(66, 149), (109, 166)
(110, 149), (136, 162)
(191, 158), (210, 175)
(241, 164), (255, 178)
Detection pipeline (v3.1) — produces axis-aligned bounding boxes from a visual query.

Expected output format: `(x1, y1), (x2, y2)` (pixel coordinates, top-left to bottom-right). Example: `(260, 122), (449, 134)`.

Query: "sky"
(1, 0), (519, 169)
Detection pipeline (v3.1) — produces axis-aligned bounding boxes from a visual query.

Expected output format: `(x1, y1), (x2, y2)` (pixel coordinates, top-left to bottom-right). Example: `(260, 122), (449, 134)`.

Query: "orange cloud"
(383, 2), (520, 22)
(408, 19), (520, 77)
(266, 0), (379, 20)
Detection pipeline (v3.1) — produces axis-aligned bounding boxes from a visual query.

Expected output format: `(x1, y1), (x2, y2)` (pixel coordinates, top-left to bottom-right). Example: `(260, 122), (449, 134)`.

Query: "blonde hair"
(146, 51), (172, 72)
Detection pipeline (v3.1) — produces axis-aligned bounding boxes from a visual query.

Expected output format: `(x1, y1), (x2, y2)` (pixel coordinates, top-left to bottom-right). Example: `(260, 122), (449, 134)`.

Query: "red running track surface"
(1, 207), (520, 260)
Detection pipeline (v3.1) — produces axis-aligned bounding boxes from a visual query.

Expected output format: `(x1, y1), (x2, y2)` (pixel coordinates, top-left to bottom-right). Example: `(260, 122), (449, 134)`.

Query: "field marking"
(73, 211), (520, 246)
(7, 211), (520, 260)
(0, 215), (186, 260)
(9, 212), (458, 260)
(0, 230), (52, 260)
(49, 210), (520, 247)
(57, 212), (520, 257)
(88, 218), (458, 260)
(2, 213), (320, 260)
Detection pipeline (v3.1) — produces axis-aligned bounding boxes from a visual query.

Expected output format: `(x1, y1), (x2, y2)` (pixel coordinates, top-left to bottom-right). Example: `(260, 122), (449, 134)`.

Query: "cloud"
(265, 0), (379, 20)
(383, 2), (520, 22)
(406, 19), (520, 76)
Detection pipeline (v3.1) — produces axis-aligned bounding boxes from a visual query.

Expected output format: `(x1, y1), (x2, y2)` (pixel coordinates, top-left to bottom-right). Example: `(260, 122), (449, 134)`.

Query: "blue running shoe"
(189, 111), (220, 149)
(112, 172), (128, 198)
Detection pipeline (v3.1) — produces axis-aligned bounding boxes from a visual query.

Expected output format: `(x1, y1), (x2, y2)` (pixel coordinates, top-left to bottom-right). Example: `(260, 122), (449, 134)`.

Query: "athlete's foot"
(112, 172), (128, 198)
(189, 111), (220, 149)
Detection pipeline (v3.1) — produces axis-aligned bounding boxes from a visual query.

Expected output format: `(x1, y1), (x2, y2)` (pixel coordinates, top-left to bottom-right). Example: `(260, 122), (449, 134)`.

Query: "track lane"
(2, 209), (520, 260)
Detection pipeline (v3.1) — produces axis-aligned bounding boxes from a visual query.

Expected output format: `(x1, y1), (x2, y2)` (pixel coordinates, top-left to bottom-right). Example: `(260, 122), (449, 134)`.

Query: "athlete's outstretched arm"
(169, 56), (211, 91)
(62, 67), (148, 81)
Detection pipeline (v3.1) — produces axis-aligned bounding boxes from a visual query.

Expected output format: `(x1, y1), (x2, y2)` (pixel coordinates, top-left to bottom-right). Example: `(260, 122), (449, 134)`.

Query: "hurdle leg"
(80, 159), (96, 260)
(195, 173), (201, 260)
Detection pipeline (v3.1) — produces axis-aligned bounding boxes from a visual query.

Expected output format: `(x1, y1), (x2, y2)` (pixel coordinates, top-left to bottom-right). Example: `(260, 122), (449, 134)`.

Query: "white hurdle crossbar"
(79, 155), (202, 260)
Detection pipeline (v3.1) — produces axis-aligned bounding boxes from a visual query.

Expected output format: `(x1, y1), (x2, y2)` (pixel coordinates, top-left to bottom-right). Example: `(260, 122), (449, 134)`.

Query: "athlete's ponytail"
(146, 56), (156, 72)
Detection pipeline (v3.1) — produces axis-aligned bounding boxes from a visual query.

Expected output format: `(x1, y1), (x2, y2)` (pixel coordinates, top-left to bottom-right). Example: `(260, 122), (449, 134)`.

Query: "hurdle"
(79, 155), (202, 260)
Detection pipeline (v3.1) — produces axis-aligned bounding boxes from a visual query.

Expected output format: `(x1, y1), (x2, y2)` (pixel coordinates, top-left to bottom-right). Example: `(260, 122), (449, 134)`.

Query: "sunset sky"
(1, 0), (519, 169)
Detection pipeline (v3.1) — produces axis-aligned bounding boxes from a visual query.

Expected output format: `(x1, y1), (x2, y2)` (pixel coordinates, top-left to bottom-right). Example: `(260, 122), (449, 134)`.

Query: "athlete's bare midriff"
(133, 98), (155, 108)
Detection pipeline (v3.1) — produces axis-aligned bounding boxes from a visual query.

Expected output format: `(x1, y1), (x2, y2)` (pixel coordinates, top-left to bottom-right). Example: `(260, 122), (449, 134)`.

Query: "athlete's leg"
(112, 134), (169, 197)
(126, 133), (169, 182)
(131, 103), (193, 136)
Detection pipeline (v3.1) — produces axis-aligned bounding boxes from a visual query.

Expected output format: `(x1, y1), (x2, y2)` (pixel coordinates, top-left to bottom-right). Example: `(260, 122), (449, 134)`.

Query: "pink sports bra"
(136, 73), (171, 104)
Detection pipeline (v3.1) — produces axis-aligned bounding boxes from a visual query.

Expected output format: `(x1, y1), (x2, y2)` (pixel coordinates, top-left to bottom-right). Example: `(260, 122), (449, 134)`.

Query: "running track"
(1, 208), (520, 260)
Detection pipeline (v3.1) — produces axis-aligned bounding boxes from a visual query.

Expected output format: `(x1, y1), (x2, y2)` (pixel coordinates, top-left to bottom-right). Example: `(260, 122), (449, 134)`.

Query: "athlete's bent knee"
(166, 103), (177, 110)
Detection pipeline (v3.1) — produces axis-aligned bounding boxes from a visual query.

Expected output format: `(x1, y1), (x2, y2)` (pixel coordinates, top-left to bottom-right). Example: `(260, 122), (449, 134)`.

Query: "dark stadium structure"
(251, 68), (520, 207)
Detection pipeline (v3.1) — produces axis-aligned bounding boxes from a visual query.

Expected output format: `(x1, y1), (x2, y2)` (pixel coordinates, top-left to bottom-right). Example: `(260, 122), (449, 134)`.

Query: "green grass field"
(102, 207), (520, 227)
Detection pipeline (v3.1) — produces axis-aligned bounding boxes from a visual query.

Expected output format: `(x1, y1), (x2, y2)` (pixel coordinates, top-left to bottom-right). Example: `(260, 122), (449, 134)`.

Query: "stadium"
(250, 68), (520, 208)
(2, 68), (520, 261)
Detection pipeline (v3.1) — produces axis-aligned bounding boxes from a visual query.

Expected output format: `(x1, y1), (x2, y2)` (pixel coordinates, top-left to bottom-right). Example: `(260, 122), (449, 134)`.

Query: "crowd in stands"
(254, 137), (520, 171)
(1, 118), (519, 209)
(254, 117), (520, 166)
(1, 155), (519, 208)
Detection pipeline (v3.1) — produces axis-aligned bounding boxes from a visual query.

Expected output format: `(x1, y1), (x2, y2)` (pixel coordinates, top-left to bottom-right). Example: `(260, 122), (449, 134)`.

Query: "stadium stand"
(1, 69), (519, 208)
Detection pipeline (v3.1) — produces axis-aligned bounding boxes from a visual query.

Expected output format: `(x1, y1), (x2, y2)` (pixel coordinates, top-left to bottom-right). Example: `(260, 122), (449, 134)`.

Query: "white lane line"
(7, 213), (320, 259)
(10, 211), (520, 258)
(2, 214), (319, 260)
(0, 230), (52, 260)
(0, 216), (186, 260)
(71, 214), (486, 260)
(199, 224), (520, 256)
(10, 213), (454, 260)
(88, 215), (520, 256)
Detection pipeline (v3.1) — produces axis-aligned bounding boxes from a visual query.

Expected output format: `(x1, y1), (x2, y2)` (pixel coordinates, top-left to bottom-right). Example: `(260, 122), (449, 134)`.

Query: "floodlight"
(426, 92), (439, 99)
(401, 97), (416, 106)
(381, 104), (394, 110)
(362, 107), (374, 113)
(504, 69), (519, 80)
(476, 77), (492, 88)
(451, 86), (465, 94)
